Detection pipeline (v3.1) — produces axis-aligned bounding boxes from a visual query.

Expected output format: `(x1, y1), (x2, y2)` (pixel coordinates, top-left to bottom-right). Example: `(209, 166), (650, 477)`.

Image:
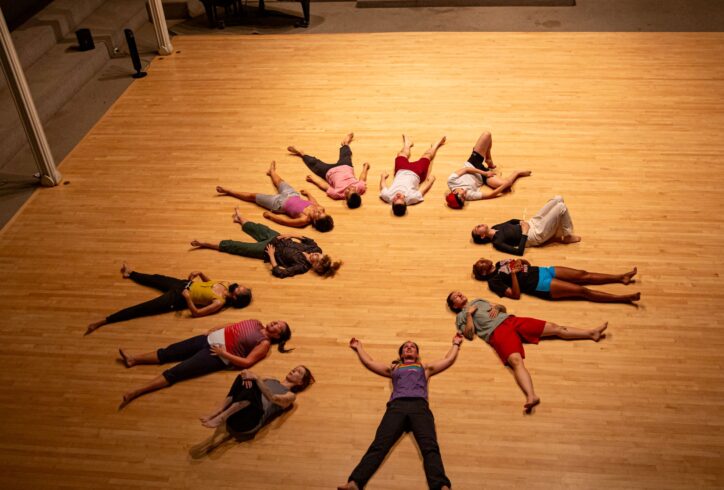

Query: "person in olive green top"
(84, 263), (252, 335)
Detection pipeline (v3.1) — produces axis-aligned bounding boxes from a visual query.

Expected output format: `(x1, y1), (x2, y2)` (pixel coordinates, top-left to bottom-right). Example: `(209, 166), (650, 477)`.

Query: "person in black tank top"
(338, 336), (463, 490)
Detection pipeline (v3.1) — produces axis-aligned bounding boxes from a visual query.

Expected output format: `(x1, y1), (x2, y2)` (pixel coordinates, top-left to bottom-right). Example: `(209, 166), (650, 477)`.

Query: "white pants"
(526, 196), (575, 246)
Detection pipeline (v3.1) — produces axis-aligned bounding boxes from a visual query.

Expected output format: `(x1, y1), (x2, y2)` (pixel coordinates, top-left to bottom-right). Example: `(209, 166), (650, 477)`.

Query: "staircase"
(0, 0), (155, 227)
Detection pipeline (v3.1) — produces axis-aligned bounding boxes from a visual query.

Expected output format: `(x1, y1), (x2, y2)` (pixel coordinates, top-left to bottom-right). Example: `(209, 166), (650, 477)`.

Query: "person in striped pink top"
(117, 319), (292, 409)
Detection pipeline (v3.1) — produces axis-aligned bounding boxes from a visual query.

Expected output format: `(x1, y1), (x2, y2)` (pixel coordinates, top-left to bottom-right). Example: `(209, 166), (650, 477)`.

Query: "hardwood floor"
(0, 33), (723, 488)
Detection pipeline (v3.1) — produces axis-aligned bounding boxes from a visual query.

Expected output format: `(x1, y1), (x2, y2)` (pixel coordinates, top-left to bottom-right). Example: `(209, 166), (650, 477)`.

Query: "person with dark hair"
(84, 263), (251, 335)
(191, 209), (341, 278)
(199, 365), (314, 439)
(473, 258), (640, 304)
(379, 134), (445, 216)
(216, 160), (334, 232)
(287, 132), (370, 209)
(338, 335), (462, 490)
(446, 290), (608, 414)
(471, 196), (581, 255)
(445, 131), (531, 209)
(118, 319), (292, 409)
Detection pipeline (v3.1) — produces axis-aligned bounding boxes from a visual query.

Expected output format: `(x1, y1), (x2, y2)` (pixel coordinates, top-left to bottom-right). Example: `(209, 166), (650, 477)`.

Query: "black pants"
(467, 150), (489, 185)
(106, 272), (187, 324)
(157, 335), (226, 385)
(225, 376), (265, 436)
(348, 398), (451, 490)
(302, 145), (353, 180)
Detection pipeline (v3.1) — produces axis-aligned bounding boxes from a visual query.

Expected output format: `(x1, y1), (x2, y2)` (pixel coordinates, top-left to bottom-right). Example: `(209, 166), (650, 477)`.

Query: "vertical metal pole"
(147, 0), (173, 56)
(0, 7), (61, 186)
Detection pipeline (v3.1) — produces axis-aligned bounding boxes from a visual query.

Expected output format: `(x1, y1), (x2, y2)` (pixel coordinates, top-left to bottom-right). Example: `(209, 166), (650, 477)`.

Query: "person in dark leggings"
(117, 319), (292, 409)
(200, 365), (314, 433)
(191, 209), (341, 278)
(338, 335), (463, 490)
(473, 258), (640, 303)
(287, 132), (370, 209)
(85, 263), (252, 335)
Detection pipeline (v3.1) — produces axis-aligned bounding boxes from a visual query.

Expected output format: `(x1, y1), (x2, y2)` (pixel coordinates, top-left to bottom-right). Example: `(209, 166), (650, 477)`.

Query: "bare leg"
(398, 134), (413, 158)
(541, 321), (608, 341)
(190, 240), (220, 251)
(421, 136), (446, 162)
(472, 131), (493, 167)
(554, 266), (637, 285)
(215, 186), (257, 202)
(202, 400), (250, 428)
(507, 353), (540, 414)
(549, 279), (640, 303)
(287, 146), (305, 157)
(341, 132), (354, 146)
(119, 374), (170, 409)
(200, 396), (233, 425)
(118, 348), (159, 368)
(266, 160), (283, 189)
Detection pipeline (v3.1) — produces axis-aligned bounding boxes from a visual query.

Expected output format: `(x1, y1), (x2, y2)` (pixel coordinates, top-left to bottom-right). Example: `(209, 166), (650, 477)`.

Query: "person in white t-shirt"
(379, 134), (445, 216)
(445, 131), (531, 209)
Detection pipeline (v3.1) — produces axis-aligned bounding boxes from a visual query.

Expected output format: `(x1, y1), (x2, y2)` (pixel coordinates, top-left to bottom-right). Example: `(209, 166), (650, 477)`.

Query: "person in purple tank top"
(216, 161), (334, 232)
(338, 335), (463, 490)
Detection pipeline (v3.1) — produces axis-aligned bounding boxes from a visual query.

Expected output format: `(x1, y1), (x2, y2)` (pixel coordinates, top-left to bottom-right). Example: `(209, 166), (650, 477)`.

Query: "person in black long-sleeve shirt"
(471, 196), (581, 255)
(191, 208), (341, 278)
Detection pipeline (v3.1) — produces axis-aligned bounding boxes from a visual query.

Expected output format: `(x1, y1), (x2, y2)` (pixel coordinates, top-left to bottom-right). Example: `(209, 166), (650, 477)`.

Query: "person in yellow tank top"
(85, 263), (252, 335)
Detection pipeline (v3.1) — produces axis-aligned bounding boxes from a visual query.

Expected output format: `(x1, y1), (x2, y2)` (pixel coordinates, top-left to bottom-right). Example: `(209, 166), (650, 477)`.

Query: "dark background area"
(1, 0), (53, 31)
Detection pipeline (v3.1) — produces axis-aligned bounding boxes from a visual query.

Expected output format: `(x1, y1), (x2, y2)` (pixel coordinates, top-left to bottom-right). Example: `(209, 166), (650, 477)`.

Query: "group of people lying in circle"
(83, 130), (640, 489)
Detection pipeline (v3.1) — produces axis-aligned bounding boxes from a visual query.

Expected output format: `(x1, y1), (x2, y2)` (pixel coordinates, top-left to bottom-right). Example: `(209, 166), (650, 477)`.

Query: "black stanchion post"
(124, 28), (147, 79)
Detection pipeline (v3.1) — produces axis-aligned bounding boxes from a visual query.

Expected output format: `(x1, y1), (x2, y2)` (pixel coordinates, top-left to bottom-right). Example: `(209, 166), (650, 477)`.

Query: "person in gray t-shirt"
(198, 365), (314, 447)
(446, 290), (609, 414)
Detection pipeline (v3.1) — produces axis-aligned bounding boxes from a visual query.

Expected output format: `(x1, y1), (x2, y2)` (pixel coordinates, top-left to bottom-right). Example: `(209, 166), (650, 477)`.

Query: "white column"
(148, 0), (174, 56)
(0, 7), (61, 186)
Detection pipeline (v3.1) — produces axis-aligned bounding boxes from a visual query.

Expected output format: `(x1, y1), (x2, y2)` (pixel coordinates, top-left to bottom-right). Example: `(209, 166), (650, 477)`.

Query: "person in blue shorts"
(473, 258), (640, 303)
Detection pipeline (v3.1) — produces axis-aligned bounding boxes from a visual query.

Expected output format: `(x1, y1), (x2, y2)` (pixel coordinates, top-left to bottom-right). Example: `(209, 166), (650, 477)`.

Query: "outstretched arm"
(425, 334), (464, 377)
(306, 174), (329, 191)
(349, 338), (392, 378)
(420, 176), (436, 196)
(262, 212), (309, 228)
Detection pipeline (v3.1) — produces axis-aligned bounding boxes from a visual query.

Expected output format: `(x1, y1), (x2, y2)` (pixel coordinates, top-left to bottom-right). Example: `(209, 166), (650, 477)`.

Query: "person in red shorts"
(379, 134), (445, 216)
(446, 290), (608, 414)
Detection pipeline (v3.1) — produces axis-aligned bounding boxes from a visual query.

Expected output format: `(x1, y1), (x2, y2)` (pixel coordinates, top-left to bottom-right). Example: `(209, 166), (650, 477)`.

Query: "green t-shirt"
(455, 298), (509, 343)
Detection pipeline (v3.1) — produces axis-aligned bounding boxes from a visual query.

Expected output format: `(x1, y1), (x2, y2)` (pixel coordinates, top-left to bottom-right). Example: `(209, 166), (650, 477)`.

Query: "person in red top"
(287, 132), (370, 209)
(117, 319), (292, 409)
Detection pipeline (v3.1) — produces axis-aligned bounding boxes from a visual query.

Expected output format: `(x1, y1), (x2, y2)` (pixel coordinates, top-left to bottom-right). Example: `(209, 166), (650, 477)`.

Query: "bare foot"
(402, 134), (414, 148)
(287, 146), (302, 157)
(232, 207), (245, 225)
(118, 392), (135, 410)
(266, 160), (276, 176)
(561, 234), (582, 244)
(517, 170), (532, 177)
(342, 132), (354, 146)
(629, 292), (641, 302)
(120, 262), (132, 278)
(591, 322), (608, 342)
(622, 267), (638, 285)
(190, 240), (202, 248)
(84, 320), (106, 336)
(337, 482), (359, 490)
(118, 348), (134, 368)
(201, 416), (224, 429)
(524, 396), (541, 414)
(437, 135), (447, 147)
